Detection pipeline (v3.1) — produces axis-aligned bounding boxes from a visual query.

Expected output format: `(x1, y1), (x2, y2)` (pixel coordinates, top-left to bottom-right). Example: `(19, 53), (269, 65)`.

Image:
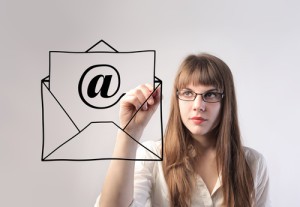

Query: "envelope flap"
(86, 39), (118, 52)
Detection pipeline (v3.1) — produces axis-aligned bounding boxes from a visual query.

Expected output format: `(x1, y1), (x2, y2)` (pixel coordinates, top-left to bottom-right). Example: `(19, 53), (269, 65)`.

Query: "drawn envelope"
(41, 40), (163, 161)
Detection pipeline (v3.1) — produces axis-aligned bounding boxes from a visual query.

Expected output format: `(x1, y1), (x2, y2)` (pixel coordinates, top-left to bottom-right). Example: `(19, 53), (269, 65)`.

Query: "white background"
(1, 0), (300, 206)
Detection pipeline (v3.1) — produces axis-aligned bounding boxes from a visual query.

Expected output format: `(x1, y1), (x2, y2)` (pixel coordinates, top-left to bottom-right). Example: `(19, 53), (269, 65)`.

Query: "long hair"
(162, 53), (254, 207)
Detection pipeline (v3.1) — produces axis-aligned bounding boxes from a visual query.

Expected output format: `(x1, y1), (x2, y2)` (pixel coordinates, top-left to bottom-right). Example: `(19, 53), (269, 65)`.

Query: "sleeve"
(94, 195), (142, 207)
(94, 195), (100, 207)
(254, 154), (272, 207)
(131, 141), (156, 206)
(94, 141), (157, 207)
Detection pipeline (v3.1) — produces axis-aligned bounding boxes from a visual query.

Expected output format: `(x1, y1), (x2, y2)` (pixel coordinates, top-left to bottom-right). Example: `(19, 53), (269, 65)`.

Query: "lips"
(190, 116), (207, 124)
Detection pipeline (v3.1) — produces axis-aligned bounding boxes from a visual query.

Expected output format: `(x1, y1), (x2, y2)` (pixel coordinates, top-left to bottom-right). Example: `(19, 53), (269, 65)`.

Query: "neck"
(192, 132), (217, 154)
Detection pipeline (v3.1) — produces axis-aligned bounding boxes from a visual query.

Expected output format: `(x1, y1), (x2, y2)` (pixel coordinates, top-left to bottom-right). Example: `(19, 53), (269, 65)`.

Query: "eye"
(204, 92), (217, 98)
(182, 90), (194, 96)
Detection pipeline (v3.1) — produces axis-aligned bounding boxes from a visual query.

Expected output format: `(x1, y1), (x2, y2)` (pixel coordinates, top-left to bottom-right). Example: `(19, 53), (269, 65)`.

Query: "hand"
(119, 84), (161, 137)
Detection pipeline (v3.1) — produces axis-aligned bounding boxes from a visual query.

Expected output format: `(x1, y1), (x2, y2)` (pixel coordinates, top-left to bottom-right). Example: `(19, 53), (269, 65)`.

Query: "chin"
(189, 130), (209, 138)
(188, 126), (216, 139)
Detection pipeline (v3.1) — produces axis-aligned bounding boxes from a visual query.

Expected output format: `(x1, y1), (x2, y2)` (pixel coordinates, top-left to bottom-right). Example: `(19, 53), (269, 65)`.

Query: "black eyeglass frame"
(176, 90), (224, 103)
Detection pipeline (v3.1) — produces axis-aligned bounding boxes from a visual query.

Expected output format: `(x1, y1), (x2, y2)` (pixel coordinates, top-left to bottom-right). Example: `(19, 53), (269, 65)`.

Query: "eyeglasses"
(177, 89), (224, 103)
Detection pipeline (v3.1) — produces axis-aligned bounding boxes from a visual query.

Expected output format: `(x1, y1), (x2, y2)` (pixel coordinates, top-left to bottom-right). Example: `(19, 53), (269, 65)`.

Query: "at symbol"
(78, 64), (124, 109)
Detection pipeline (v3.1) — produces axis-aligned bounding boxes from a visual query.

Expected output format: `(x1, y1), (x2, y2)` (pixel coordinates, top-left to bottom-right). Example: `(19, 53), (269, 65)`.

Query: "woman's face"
(178, 84), (222, 141)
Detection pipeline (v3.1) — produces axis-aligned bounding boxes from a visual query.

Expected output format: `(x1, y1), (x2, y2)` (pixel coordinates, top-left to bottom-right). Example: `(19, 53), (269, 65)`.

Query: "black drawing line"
(42, 80), (163, 161)
(41, 78), (80, 131)
(86, 39), (118, 53)
(155, 76), (162, 83)
(158, 78), (164, 161)
(42, 40), (163, 161)
(48, 50), (156, 91)
(41, 77), (81, 161)
(50, 50), (156, 54)
(43, 158), (162, 162)
(78, 64), (125, 109)
(41, 77), (47, 161)
(43, 120), (162, 161)
(48, 51), (51, 89)
(153, 50), (156, 91)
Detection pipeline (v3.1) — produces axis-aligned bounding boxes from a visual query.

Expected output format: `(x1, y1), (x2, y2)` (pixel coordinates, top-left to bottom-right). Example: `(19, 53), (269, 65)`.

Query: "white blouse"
(95, 140), (271, 207)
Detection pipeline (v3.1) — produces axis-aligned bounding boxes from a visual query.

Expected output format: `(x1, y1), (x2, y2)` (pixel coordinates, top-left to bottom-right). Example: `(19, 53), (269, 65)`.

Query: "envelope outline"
(41, 40), (163, 161)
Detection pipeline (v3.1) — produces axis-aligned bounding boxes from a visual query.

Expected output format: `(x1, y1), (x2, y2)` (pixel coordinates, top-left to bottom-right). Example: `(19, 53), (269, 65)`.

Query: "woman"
(97, 53), (270, 207)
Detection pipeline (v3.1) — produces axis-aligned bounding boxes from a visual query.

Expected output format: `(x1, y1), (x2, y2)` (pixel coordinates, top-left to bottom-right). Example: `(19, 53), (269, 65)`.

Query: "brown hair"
(162, 53), (254, 207)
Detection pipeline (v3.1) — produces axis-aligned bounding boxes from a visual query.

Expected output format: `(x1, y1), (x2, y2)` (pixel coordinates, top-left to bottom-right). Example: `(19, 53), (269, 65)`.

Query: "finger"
(153, 85), (160, 98)
(134, 87), (149, 111)
(125, 84), (155, 111)
(141, 84), (155, 105)
(122, 91), (143, 111)
(150, 86), (161, 111)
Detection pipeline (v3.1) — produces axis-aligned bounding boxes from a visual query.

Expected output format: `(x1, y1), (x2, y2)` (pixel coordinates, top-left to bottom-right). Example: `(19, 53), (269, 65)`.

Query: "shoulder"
(243, 146), (265, 165)
(243, 148), (272, 205)
(243, 146), (268, 173)
(243, 147), (269, 187)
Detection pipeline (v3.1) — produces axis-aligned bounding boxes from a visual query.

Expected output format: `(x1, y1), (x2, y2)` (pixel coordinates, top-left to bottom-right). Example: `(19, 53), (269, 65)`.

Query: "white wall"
(1, 0), (299, 206)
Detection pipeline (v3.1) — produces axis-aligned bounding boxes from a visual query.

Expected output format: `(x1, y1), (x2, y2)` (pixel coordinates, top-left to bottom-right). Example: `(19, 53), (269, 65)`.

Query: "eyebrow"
(182, 87), (218, 93)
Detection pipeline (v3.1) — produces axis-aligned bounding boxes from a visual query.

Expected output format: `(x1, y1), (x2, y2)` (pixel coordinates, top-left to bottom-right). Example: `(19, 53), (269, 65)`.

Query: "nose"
(193, 94), (206, 112)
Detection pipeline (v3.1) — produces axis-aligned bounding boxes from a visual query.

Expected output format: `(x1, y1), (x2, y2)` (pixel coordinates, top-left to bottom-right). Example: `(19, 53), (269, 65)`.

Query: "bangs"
(176, 55), (224, 91)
